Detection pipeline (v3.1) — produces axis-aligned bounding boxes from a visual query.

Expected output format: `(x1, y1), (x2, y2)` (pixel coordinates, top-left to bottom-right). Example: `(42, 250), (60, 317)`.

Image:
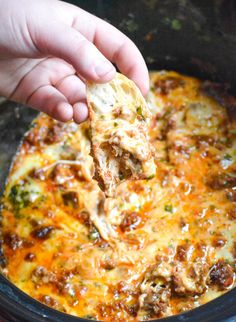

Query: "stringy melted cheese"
(1, 71), (236, 321)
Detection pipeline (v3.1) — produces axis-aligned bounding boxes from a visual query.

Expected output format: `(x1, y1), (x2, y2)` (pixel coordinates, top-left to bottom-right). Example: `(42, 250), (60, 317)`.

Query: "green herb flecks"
(9, 184), (30, 211)
(147, 174), (155, 180)
(171, 19), (182, 31)
(119, 173), (124, 181)
(164, 204), (174, 213)
(88, 227), (100, 241)
(136, 106), (146, 120)
(224, 153), (232, 161)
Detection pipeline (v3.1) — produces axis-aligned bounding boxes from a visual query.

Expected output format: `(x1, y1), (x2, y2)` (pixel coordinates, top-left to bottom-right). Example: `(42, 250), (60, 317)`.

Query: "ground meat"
(29, 168), (46, 181)
(31, 266), (57, 285)
(3, 232), (23, 250)
(98, 301), (139, 319)
(226, 189), (236, 202)
(206, 173), (236, 190)
(194, 135), (215, 148)
(172, 260), (207, 295)
(175, 245), (189, 262)
(211, 235), (227, 248)
(172, 243), (209, 296)
(154, 76), (185, 95)
(227, 207), (236, 220)
(139, 286), (171, 317)
(139, 262), (172, 318)
(50, 164), (74, 185)
(31, 226), (54, 240)
(76, 211), (92, 228)
(62, 191), (78, 208)
(38, 295), (66, 312)
(112, 281), (139, 298)
(24, 120), (64, 147)
(25, 126), (48, 145)
(100, 257), (116, 270)
(208, 260), (234, 290)
(44, 123), (64, 144)
(24, 252), (36, 262)
(120, 212), (142, 232)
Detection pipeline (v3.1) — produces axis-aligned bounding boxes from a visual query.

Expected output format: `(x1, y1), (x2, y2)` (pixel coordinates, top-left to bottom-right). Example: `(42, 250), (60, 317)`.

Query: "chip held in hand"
(87, 72), (156, 197)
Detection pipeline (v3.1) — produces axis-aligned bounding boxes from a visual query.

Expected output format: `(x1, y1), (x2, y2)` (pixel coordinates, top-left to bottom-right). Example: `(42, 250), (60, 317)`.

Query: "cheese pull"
(87, 72), (156, 197)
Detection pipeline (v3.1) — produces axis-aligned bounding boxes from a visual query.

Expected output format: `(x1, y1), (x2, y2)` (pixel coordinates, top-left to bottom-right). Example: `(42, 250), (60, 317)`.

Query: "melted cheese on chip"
(87, 73), (156, 197)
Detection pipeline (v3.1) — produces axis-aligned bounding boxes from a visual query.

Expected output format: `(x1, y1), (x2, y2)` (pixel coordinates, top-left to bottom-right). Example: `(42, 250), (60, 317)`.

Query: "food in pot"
(1, 71), (236, 321)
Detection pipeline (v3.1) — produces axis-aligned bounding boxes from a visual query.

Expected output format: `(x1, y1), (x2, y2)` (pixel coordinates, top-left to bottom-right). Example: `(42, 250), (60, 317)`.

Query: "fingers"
(32, 21), (116, 83)
(11, 57), (75, 103)
(55, 74), (86, 105)
(93, 21), (149, 95)
(27, 3), (148, 94)
(55, 74), (88, 123)
(27, 85), (73, 122)
(70, 9), (149, 95)
(73, 102), (88, 124)
(10, 57), (88, 123)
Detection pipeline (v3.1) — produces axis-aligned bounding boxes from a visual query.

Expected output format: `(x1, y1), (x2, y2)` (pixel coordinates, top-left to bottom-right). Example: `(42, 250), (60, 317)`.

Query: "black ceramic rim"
(0, 273), (235, 322)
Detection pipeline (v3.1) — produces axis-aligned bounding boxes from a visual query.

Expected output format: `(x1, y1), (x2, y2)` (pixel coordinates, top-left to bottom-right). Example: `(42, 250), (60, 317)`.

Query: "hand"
(0, 0), (149, 123)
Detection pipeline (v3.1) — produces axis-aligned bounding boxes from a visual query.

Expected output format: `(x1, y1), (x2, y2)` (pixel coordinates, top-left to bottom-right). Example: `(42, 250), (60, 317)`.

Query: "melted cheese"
(87, 73), (156, 197)
(1, 71), (236, 321)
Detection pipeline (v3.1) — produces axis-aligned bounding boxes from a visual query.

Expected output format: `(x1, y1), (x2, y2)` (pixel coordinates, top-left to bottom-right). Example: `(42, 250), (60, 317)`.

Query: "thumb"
(31, 21), (116, 82)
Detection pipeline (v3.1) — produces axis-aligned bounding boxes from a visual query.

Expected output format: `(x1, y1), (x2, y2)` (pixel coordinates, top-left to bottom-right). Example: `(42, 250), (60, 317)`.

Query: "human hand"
(0, 0), (149, 123)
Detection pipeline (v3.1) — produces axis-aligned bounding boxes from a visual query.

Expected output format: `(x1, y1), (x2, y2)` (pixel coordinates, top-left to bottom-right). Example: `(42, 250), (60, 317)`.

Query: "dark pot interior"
(0, 0), (236, 321)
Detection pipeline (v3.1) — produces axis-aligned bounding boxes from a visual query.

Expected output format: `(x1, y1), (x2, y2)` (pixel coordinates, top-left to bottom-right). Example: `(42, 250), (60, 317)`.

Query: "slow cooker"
(0, 0), (236, 321)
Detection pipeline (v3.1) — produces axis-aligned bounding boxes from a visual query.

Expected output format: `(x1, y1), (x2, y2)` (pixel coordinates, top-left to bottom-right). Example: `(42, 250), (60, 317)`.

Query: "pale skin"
(0, 0), (149, 123)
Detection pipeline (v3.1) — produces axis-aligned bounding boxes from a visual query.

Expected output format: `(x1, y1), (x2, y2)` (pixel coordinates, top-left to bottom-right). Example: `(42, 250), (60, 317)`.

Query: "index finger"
(71, 7), (149, 95)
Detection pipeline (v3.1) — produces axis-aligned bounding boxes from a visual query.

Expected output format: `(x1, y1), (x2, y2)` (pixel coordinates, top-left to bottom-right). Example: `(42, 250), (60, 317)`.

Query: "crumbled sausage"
(100, 257), (116, 270)
(227, 207), (236, 220)
(226, 189), (236, 202)
(31, 226), (54, 240)
(175, 245), (188, 262)
(139, 286), (171, 317)
(120, 212), (142, 232)
(3, 232), (23, 250)
(31, 266), (57, 285)
(206, 173), (236, 190)
(139, 263), (172, 318)
(98, 301), (139, 319)
(44, 123), (64, 144)
(25, 126), (48, 145)
(38, 295), (66, 312)
(211, 235), (226, 248)
(29, 168), (46, 181)
(24, 252), (36, 262)
(209, 260), (234, 290)
(76, 211), (92, 228)
(62, 191), (78, 208)
(154, 77), (185, 95)
(50, 164), (74, 185)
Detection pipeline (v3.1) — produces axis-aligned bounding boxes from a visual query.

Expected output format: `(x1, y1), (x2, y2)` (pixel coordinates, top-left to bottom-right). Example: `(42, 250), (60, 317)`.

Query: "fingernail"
(95, 60), (115, 78)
